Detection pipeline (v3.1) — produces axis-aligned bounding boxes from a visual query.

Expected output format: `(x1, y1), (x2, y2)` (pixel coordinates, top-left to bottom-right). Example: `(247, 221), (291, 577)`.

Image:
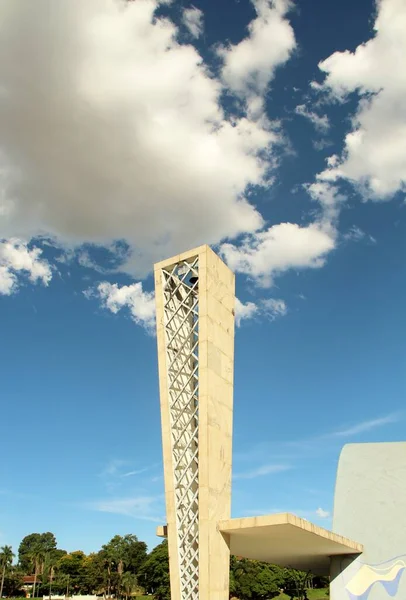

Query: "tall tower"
(154, 245), (235, 600)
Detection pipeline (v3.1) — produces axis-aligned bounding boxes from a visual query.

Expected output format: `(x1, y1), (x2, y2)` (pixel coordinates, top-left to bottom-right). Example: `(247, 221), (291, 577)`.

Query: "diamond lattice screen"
(162, 257), (199, 600)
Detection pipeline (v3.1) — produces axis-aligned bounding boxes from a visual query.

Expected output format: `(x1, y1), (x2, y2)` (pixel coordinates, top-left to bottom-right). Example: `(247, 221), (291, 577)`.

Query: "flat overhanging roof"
(156, 513), (362, 575)
(218, 513), (363, 574)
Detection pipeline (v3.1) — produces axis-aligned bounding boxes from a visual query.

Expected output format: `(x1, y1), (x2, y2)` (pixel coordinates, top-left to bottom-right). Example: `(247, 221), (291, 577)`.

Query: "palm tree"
(120, 572), (138, 600)
(43, 553), (59, 599)
(28, 545), (45, 599)
(0, 545), (14, 598)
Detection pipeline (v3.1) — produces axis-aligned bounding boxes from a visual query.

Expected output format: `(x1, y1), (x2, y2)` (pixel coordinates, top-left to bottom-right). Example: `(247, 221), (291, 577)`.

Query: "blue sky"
(1, 0), (405, 557)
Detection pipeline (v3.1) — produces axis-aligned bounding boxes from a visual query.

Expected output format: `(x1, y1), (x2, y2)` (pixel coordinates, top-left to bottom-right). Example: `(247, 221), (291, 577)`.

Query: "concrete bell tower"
(154, 245), (235, 600)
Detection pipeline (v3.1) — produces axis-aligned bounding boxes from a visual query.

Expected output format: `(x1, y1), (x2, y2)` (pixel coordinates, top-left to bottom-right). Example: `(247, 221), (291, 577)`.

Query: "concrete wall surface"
(331, 442), (406, 600)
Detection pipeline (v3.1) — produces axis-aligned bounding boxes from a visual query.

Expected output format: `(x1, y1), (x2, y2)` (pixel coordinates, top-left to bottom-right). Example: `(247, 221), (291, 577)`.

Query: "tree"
(313, 575), (329, 589)
(124, 535), (147, 575)
(102, 535), (147, 575)
(27, 544), (46, 599)
(101, 534), (147, 597)
(2, 567), (24, 597)
(42, 551), (61, 599)
(0, 545), (14, 598)
(80, 553), (105, 595)
(284, 568), (313, 600)
(18, 534), (57, 573)
(120, 572), (138, 600)
(230, 557), (284, 600)
(138, 540), (170, 600)
(58, 551), (87, 594)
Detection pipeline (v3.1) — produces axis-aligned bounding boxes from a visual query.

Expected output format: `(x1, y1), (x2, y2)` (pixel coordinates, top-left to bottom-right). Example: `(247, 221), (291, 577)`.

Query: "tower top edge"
(153, 244), (232, 274)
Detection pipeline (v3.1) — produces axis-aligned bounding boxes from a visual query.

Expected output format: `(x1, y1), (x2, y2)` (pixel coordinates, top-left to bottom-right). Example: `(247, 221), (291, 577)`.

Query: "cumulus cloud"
(0, 266), (15, 296)
(221, 222), (336, 287)
(88, 281), (156, 332)
(218, 0), (295, 115)
(235, 297), (287, 325)
(235, 298), (259, 326)
(306, 179), (345, 224)
(182, 6), (204, 38)
(91, 286), (285, 331)
(314, 0), (406, 200)
(0, 0), (300, 275)
(295, 104), (330, 132)
(0, 238), (52, 295)
(0, 0), (348, 313)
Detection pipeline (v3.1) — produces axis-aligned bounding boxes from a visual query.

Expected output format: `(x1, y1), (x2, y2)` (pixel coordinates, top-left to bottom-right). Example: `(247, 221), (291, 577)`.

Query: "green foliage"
(3, 530), (330, 600)
(98, 534), (148, 597)
(283, 568), (313, 600)
(80, 552), (107, 594)
(120, 571), (139, 599)
(18, 533), (57, 573)
(102, 534), (147, 576)
(1, 569), (24, 597)
(138, 540), (170, 600)
(57, 551), (87, 593)
(1, 546), (15, 598)
(230, 557), (284, 600)
(313, 576), (330, 590)
(0, 546), (14, 569)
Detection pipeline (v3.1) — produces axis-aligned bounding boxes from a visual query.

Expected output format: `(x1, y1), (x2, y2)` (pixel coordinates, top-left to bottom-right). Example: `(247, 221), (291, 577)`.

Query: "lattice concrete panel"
(162, 256), (199, 600)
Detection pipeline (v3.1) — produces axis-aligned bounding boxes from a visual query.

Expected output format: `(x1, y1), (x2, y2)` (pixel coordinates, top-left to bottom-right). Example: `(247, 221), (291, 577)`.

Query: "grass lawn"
(308, 589), (329, 599)
(276, 589), (329, 600)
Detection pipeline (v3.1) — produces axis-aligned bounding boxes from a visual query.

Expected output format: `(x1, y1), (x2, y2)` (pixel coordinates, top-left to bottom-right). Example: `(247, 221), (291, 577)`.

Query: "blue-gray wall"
(331, 442), (406, 600)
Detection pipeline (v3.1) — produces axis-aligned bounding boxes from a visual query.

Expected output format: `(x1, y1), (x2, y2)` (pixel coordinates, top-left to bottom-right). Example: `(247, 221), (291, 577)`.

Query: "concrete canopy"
(217, 513), (363, 574)
(156, 513), (362, 575)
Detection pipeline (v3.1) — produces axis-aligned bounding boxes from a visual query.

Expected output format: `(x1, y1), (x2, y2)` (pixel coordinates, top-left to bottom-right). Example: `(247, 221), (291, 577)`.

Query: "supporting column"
(154, 245), (235, 600)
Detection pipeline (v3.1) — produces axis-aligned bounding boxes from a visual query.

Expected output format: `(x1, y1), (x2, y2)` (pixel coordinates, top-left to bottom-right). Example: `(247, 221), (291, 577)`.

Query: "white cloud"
(91, 288), (285, 331)
(218, 0), (295, 115)
(316, 507), (330, 519)
(100, 459), (128, 479)
(312, 138), (333, 151)
(343, 225), (366, 242)
(122, 468), (149, 478)
(86, 495), (163, 522)
(343, 225), (376, 244)
(88, 281), (156, 332)
(306, 180), (345, 224)
(234, 463), (291, 480)
(262, 298), (287, 320)
(0, 265), (16, 295)
(0, 0), (341, 307)
(99, 459), (157, 494)
(221, 222), (336, 287)
(0, 238), (52, 295)
(332, 413), (401, 437)
(295, 104), (330, 132)
(235, 298), (259, 326)
(77, 250), (107, 273)
(314, 0), (406, 200)
(0, 0), (299, 275)
(235, 297), (287, 325)
(182, 6), (204, 39)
